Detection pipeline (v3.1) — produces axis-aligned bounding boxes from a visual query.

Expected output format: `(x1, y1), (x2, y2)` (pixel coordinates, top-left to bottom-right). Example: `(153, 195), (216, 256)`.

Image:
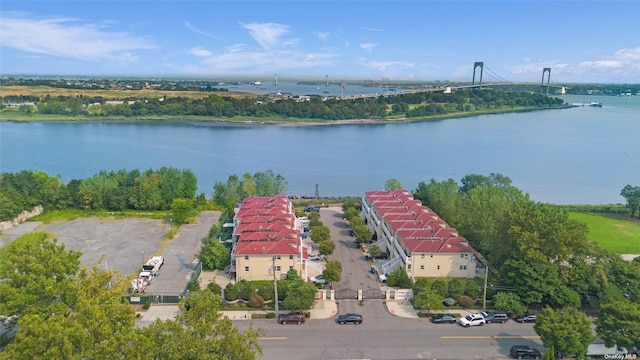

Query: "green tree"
(138, 290), (262, 360)
(534, 306), (593, 359)
(170, 198), (194, 225)
(464, 279), (480, 299)
(387, 267), (411, 288)
(620, 184), (640, 218)
(447, 278), (465, 299)
(318, 240), (336, 256)
(199, 237), (231, 270)
(384, 178), (403, 191)
(368, 244), (382, 259)
(413, 290), (444, 314)
(310, 225), (330, 243)
(493, 292), (526, 316)
(253, 170), (287, 196)
(596, 300), (640, 349)
(282, 278), (317, 311)
(431, 279), (449, 298)
(352, 222), (373, 243)
(323, 260), (342, 284)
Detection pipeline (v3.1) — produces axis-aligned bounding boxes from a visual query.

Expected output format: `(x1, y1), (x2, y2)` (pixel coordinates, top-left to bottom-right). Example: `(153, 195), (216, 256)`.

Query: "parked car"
(482, 311), (509, 324)
(348, 229), (355, 236)
(310, 274), (326, 284)
(304, 206), (320, 212)
(510, 345), (541, 359)
(336, 313), (363, 325)
(278, 312), (306, 325)
(378, 273), (388, 282)
(308, 254), (322, 261)
(430, 314), (456, 324)
(301, 232), (308, 239)
(515, 314), (537, 323)
(368, 252), (388, 260)
(458, 313), (486, 327)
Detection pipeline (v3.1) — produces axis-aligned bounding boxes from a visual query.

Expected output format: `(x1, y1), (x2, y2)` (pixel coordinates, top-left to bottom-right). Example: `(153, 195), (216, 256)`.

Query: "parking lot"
(1, 211), (220, 296)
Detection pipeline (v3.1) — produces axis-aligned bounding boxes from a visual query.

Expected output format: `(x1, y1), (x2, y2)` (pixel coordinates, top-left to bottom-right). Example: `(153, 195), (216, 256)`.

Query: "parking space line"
(260, 337), (288, 340)
(441, 336), (491, 339)
(440, 335), (540, 339)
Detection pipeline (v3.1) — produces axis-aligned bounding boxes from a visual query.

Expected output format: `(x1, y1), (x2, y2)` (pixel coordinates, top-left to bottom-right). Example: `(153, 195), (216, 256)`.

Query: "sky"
(1, 1), (639, 84)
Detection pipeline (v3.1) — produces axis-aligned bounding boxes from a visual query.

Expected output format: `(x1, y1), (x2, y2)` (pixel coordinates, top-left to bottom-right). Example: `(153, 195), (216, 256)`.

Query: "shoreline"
(0, 105), (572, 127)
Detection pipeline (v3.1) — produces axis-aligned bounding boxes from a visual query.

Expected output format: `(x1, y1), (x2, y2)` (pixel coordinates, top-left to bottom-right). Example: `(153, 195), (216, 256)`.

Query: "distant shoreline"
(0, 104), (572, 126)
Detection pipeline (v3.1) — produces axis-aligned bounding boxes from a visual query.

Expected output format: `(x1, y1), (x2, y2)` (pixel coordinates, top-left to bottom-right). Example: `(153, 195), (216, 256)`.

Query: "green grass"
(569, 212), (640, 254)
(32, 209), (167, 224)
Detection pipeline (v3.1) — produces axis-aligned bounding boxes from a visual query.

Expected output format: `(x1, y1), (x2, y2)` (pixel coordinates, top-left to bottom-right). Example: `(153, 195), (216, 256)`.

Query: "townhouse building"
(362, 189), (478, 279)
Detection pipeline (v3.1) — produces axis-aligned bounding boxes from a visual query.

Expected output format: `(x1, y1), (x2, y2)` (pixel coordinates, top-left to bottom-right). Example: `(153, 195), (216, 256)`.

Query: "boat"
(590, 102), (602, 107)
(253, 81), (262, 86)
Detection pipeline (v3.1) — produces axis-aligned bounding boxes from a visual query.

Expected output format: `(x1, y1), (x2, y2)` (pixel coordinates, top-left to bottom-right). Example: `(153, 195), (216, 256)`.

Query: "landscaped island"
(0, 80), (569, 124)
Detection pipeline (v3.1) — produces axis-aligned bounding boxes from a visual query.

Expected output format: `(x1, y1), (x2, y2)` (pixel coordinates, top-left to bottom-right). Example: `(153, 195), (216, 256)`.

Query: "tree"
(387, 267), (411, 288)
(596, 300), (640, 349)
(447, 278), (465, 299)
(620, 184), (640, 218)
(493, 292), (526, 316)
(368, 244), (382, 259)
(318, 240), (336, 256)
(138, 290), (263, 360)
(384, 178), (403, 191)
(170, 198), (194, 225)
(430, 279), (449, 298)
(310, 225), (330, 243)
(282, 278), (317, 311)
(413, 290), (444, 314)
(199, 237), (231, 270)
(323, 260), (342, 284)
(253, 170), (287, 196)
(534, 306), (594, 359)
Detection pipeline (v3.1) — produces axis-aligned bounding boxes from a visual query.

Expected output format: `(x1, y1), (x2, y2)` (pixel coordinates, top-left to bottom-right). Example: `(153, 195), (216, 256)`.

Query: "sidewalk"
(385, 300), (477, 319)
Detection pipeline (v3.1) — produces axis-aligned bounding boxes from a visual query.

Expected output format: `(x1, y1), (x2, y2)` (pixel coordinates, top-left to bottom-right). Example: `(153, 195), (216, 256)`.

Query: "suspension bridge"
(336, 61), (567, 100)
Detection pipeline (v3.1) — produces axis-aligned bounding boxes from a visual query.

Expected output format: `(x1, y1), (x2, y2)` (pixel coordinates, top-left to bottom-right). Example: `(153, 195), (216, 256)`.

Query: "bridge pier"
(472, 62), (484, 88)
(542, 68), (551, 95)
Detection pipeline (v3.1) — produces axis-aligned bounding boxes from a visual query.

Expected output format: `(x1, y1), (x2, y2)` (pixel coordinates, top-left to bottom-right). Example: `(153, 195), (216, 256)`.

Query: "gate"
(334, 288), (358, 300)
(363, 288), (385, 300)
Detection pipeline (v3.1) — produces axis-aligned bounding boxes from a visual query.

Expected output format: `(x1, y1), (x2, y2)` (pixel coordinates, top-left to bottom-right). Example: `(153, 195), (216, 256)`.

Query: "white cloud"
(0, 12), (154, 62)
(360, 43), (378, 53)
(190, 46), (212, 57)
(240, 22), (289, 49)
(313, 31), (330, 41)
(185, 21), (220, 39)
(358, 58), (416, 76)
(361, 27), (383, 32)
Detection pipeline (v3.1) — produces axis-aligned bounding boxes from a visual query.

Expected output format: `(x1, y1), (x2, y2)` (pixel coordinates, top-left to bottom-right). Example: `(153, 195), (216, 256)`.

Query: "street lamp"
(272, 255), (279, 314)
(141, 251), (144, 266)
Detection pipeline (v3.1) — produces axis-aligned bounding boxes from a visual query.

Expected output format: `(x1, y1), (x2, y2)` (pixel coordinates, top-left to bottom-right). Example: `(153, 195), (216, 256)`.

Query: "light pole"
(482, 261), (489, 312)
(141, 251), (144, 266)
(272, 255), (279, 314)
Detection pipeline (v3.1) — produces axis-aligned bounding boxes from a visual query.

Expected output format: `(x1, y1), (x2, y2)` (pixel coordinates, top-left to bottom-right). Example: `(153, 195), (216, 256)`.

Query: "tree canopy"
(534, 306), (594, 358)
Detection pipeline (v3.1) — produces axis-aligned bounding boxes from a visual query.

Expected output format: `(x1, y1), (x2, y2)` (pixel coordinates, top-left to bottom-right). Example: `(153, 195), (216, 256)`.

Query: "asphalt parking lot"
(1, 211), (220, 296)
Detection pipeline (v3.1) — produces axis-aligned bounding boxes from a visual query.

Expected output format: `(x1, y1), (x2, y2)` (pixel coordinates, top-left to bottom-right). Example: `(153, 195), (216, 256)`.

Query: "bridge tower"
(542, 68), (551, 95)
(472, 62), (484, 88)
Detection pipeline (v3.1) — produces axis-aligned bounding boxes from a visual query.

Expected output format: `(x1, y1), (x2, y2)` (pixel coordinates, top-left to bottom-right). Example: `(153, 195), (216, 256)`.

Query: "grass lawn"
(569, 212), (640, 254)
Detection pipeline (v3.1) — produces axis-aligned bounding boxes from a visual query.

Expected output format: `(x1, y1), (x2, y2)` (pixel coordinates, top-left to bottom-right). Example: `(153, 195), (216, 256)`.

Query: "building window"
(459, 265), (467, 270)
(461, 253), (468, 259)
(436, 265), (440, 270)
(244, 255), (249, 260)
(289, 255), (294, 260)
(289, 266), (294, 271)
(275, 266), (281, 272)
(421, 254), (425, 259)
(244, 266), (249, 272)
(420, 265), (425, 270)
(274, 255), (281, 260)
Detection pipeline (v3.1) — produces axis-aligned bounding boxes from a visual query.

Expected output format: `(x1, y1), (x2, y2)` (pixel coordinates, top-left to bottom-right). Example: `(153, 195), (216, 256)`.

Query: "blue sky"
(1, 1), (639, 83)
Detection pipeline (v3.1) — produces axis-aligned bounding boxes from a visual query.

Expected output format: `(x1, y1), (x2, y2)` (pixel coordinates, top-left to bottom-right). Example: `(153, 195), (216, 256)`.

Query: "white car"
(458, 313), (486, 327)
(310, 275), (326, 284)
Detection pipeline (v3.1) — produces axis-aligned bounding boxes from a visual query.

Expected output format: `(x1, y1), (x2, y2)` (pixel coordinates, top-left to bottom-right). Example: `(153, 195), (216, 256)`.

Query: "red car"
(278, 312), (306, 325)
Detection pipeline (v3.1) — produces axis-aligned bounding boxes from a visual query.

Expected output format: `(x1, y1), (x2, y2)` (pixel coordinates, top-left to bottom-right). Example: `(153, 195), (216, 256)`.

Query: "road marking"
(441, 336), (491, 339)
(441, 335), (540, 339)
(260, 337), (288, 340)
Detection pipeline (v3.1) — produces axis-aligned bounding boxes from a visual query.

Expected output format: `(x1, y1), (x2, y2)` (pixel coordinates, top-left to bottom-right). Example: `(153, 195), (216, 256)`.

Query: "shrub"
(248, 294), (265, 308)
(266, 312), (276, 318)
(464, 279), (481, 299)
(413, 278), (431, 294)
(224, 283), (239, 301)
(443, 297), (455, 306)
(387, 268), (412, 288)
(206, 282), (222, 295)
(142, 300), (152, 309)
(448, 279), (465, 299)
(457, 295), (475, 308)
(431, 279), (449, 298)
(257, 284), (274, 301)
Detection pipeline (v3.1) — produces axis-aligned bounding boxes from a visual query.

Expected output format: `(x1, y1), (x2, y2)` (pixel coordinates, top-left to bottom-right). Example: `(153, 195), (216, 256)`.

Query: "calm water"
(1, 94), (639, 204)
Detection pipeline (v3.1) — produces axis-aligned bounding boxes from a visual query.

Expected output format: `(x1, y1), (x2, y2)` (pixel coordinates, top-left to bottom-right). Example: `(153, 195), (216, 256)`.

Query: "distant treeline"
(1, 89), (564, 120)
(0, 168), (198, 221)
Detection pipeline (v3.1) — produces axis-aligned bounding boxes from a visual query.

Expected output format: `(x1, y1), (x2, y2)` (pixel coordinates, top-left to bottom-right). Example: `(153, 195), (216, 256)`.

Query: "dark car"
(336, 313), (363, 325)
(430, 314), (456, 324)
(370, 252), (388, 260)
(515, 314), (537, 323)
(510, 345), (541, 359)
(278, 312), (306, 325)
(304, 206), (320, 212)
(483, 311), (509, 324)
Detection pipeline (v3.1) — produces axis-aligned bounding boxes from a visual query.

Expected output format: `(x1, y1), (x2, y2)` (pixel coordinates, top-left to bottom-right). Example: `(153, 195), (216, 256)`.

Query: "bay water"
(1, 94), (638, 205)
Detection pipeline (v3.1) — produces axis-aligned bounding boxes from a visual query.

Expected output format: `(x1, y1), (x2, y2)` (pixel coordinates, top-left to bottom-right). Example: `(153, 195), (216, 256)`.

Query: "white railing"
(381, 256), (403, 275)
(305, 259), (323, 275)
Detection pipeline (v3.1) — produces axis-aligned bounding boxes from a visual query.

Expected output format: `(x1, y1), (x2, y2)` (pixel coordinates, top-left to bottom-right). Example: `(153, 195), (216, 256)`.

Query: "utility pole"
(482, 260), (489, 312)
(273, 255), (279, 314)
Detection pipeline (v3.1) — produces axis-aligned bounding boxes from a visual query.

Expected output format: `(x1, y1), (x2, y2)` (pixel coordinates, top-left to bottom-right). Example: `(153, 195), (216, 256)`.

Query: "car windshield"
(464, 315), (473, 321)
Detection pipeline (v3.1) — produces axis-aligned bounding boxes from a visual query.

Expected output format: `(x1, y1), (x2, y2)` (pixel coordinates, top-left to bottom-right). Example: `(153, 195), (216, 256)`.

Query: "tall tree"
(596, 300), (640, 349)
(620, 184), (640, 218)
(323, 260), (343, 284)
(413, 290), (444, 314)
(534, 306), (593, 359)
(384, 178), (403, 191)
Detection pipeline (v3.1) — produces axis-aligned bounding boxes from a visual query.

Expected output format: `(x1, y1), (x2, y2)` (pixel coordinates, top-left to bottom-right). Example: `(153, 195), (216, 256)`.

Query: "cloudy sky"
(1, 1), (639, 83)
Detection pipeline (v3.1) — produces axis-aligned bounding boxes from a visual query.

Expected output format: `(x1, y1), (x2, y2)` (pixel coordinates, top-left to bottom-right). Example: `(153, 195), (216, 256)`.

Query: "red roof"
(234, 238), (299, 255)
(365, 189), (472, 254)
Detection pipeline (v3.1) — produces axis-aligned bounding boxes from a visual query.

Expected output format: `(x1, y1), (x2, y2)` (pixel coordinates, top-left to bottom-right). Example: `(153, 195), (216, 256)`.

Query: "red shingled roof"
(234, 238), (299, 255)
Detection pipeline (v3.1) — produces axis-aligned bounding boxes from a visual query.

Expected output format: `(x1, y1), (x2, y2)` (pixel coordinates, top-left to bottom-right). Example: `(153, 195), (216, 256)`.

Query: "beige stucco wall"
(235, 253), (302, 281)
(409, 252), (476, 278)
